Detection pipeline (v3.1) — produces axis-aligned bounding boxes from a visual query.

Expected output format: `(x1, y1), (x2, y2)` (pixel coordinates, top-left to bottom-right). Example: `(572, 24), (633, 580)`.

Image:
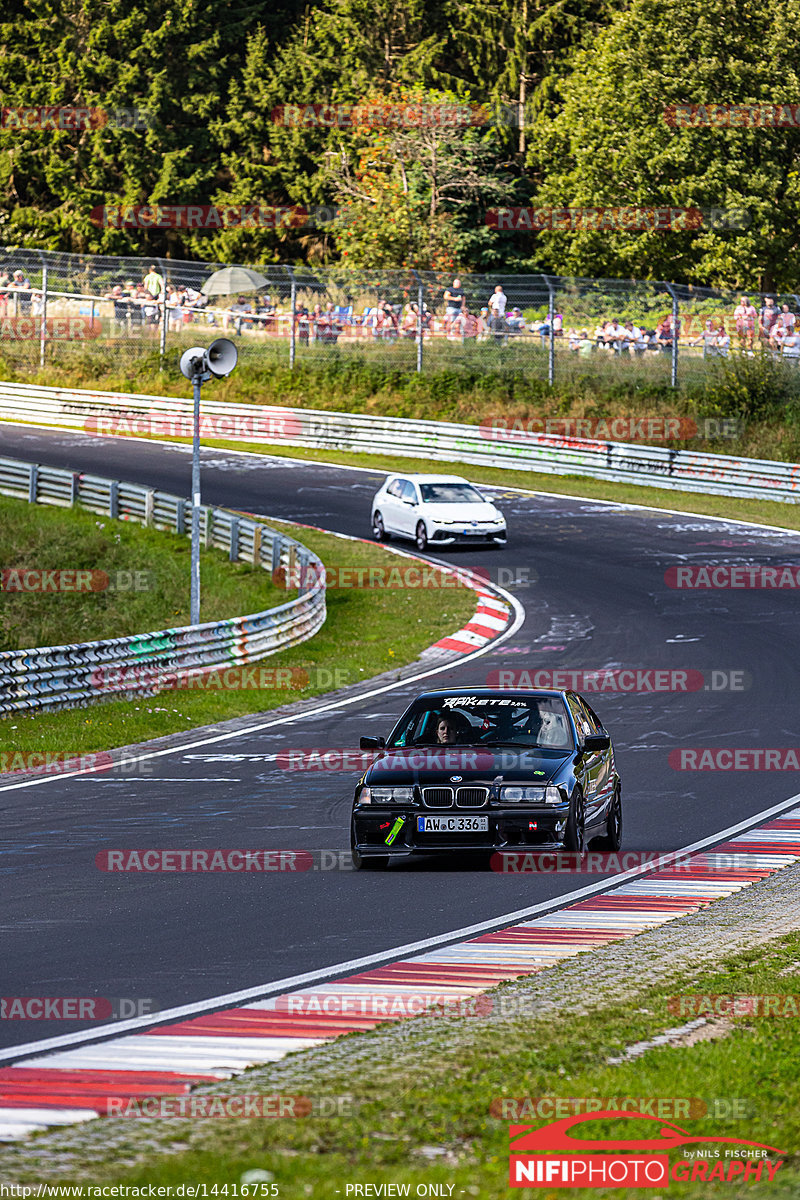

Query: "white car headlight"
(500, 785), (562, 805)
(359, 786), (415, 805)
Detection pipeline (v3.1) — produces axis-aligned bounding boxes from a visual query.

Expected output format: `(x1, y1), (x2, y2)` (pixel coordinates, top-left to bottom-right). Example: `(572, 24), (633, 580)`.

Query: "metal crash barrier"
(0, 381), (798, 504)
(0, 455), (326, 714)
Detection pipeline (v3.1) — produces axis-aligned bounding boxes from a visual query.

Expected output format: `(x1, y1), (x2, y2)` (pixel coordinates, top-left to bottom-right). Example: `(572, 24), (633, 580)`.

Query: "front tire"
(415, 521), (428, 551)
(564, 789), (586, 853)
(372, 511), (388, 541)
(597, 786), (622, 851)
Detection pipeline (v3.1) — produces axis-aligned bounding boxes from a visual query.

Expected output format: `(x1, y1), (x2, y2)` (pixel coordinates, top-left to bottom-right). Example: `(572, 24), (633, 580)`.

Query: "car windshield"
(388, 695), (574, 750)
(419, 483), (485, 504)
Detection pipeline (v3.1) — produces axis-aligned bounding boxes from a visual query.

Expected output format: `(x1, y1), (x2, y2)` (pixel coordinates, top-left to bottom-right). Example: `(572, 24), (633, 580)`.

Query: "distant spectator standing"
(488, 285), (508, 344)
(759, 297), (779, 345)
(488, 283), (507, 324)
(734, 295), (757, 351)
(105, 284), (130, 333)
(9, 268), (31, 316)
(142, 264), (164, 300)
(443, 277), (465, 332)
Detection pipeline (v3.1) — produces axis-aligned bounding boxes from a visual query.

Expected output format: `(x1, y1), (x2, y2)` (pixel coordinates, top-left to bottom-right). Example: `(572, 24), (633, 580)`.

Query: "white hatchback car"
(371, 474), (507, 550)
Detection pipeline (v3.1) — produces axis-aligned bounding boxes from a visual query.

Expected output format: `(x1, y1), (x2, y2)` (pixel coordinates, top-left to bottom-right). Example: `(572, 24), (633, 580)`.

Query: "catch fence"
(0, 247), (797, 388)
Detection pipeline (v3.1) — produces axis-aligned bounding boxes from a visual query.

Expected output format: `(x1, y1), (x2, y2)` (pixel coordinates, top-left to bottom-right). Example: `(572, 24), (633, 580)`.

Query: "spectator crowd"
(3, 266), (799, 366)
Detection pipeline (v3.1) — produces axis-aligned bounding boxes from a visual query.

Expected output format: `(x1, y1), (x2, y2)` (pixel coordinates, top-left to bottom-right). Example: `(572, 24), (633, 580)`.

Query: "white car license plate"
(417, 816), (489, 833)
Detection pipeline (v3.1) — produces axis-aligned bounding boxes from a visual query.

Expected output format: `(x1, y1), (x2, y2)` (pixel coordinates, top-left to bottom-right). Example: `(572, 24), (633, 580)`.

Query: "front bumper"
(352, 804), (569, 856)
(430, 528), (507, 545)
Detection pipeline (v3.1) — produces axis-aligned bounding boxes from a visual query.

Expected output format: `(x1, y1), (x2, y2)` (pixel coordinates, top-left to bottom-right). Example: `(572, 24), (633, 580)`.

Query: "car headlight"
(358, 785), (415, 805)
(500, 785), (563, 805)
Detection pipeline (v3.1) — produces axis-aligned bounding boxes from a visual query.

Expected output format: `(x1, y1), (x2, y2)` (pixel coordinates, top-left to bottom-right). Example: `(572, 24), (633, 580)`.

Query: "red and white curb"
(2, 809), (800, 1139)
(430, 590), (511, 654)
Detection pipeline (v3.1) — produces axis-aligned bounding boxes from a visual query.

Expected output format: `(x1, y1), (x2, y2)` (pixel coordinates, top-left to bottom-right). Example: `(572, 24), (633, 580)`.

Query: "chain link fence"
(1, 247), (798, 387)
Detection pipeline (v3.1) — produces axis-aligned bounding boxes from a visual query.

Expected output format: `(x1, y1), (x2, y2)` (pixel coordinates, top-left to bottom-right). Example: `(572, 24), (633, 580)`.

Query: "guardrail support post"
(159, 258), (168, 368)
(190, 376), (202, 623)
(70, 472), (79, 506)
(28, 464), (38, 504)
(412, 270), (423, 373)
(252, 524), (262, 566)
(176, 498), (187, 535)
(288, 267), (297, 370)
(39, 254), (48, 369)
(546, 279), (555, 386)
(665, 282), (679, 389)
(144, 489), (154, 527)
(230, 518), (240, 562)
(109, 480), (119, 518)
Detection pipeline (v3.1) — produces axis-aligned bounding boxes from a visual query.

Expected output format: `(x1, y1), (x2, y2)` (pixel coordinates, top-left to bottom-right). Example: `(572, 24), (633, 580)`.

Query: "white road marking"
(2, 792), (799, 1066)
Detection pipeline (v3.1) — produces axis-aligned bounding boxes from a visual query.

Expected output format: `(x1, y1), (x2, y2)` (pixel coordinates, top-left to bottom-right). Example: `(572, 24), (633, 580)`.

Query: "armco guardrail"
(0, 456), (326, 715)
(0, 380), (799, 503)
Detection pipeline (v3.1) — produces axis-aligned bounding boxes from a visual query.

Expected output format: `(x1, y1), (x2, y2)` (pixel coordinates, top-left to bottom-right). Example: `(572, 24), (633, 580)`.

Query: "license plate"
(417, 816), (489, 833)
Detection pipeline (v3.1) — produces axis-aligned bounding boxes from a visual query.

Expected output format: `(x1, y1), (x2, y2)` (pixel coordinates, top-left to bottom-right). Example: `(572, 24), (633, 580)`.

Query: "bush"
(697, 354), (800, 422)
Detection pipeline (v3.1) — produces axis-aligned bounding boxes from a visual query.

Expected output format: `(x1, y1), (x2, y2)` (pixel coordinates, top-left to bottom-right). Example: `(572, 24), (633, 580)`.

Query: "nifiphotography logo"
(508, 1111), (785, 1188)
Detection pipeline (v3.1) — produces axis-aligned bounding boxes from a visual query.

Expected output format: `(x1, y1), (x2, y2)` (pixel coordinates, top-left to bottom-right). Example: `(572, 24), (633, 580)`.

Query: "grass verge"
(0, 494), (286, 651)
(1, 517), (476, 758)
(30, 929), (800, 1196)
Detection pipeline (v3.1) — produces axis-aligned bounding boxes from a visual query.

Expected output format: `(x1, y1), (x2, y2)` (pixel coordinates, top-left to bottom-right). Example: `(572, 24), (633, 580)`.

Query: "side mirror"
(583, 734), (610, 752)
(360, 735), (386, 750)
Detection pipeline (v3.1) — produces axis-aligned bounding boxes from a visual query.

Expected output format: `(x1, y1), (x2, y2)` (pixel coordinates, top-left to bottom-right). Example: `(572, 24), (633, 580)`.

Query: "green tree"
(0, 0), (281, 256)
(524, 0), (800, 289)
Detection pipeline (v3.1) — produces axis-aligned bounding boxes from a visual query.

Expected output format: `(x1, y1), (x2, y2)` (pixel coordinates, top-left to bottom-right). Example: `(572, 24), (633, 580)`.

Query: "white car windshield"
(419, 483), (485, 504)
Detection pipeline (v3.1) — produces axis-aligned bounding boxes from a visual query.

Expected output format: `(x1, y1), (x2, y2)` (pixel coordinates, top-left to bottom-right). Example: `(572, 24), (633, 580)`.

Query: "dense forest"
(2, 0), (799, 288)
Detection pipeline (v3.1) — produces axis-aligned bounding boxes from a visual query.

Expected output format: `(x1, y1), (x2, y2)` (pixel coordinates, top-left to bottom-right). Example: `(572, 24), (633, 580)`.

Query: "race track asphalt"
(2, 423), (799, 1052)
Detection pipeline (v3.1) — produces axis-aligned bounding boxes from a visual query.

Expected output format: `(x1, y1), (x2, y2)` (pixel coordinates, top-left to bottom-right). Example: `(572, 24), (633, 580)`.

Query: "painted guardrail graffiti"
(0, 380), (798, 504)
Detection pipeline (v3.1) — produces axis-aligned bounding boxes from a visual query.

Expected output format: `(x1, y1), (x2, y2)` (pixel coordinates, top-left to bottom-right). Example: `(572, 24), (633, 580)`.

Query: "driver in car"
(436, 713), (462, 744)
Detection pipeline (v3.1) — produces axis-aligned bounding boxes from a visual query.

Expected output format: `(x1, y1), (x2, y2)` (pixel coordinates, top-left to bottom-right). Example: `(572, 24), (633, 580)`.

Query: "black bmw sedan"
(350, 687), (621, 869)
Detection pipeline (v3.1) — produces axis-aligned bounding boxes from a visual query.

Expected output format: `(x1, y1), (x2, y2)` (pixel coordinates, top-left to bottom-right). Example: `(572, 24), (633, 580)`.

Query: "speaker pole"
(190, 372), (202, 625)
(179, 337), (238, 626)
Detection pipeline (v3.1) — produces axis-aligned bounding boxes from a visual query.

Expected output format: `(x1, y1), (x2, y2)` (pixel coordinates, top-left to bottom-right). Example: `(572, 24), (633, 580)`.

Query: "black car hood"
(364, 746), (571, 785)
